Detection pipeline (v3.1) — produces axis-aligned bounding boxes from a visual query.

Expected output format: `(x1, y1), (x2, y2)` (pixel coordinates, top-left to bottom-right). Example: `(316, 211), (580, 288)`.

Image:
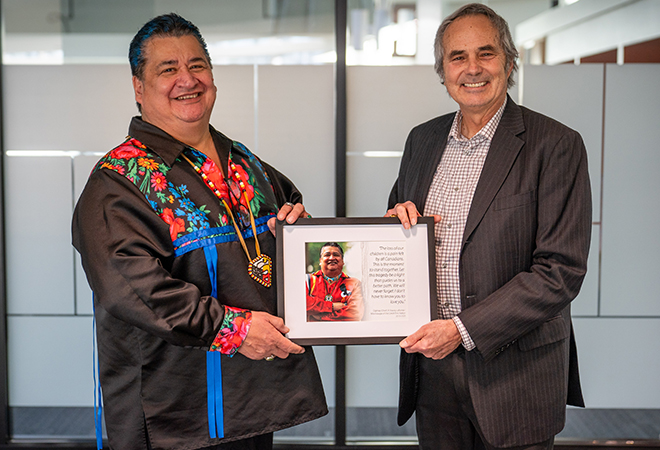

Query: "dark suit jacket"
(389, 96), (590, 448)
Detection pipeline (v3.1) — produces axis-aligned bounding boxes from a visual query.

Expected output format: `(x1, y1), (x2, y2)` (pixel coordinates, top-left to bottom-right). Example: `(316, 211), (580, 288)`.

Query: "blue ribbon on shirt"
(92, 245), (226, 447)
(92, 294), (104, 450)
(204, 245), (224, 439)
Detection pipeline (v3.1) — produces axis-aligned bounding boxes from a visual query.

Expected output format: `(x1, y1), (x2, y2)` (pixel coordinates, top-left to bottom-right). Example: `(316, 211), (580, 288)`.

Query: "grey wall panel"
(347, 66), (455, 154)
(8, 316), (94, 406)
(5, 156), (75, 314)
(346, 154), (401, 217)
(257, 65), (335, 218)
(600, 64), (660, 317)
(521, 64), (604, 222)
(211, 65), (256, 151)
(346, 344), (399, 408)
(312, 345), (336, 408)
(572, 224), (600, 317)
(3, 65), (135, 151)
(574, 317), (660, 408)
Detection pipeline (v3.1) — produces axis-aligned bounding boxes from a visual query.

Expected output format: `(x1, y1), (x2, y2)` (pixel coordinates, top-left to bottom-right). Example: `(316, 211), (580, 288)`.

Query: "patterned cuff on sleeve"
(452, 316), (476, 351)
(210, 306), (252, 356)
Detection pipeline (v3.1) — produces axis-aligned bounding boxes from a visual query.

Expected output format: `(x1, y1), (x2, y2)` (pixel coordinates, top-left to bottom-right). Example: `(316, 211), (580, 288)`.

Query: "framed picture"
(276, 217), (437, 345)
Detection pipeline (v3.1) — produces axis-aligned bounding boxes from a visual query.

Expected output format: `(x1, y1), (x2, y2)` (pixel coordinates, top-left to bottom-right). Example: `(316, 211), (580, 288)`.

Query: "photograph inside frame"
(277, 217), (437, 345)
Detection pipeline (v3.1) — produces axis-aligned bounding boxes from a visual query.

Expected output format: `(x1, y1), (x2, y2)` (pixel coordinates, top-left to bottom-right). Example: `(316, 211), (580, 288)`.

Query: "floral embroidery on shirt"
(94, 137), (277, 243)
(160, 208), (186, 242)
(102, 138), (170, 192)
(210, 306), (252, 356)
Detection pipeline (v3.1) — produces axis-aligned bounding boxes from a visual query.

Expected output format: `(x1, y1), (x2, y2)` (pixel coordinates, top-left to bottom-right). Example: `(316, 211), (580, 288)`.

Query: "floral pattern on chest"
(94, 136), (278, 244)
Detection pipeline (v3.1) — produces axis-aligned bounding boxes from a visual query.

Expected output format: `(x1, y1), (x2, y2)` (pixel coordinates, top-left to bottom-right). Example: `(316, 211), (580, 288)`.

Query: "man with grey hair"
(388, 3), (590, 449)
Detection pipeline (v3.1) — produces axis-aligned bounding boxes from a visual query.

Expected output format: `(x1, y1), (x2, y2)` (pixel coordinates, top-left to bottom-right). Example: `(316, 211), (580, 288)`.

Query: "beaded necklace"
(322, 275), (341, 303)
(182, 153), (272, 288)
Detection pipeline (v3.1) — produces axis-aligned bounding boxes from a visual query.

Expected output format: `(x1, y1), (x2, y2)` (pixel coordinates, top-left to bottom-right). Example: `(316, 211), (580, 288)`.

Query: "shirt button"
(447, 223), (452, 229)
(441, 263), (447, 268)
(454, 187), (459, 191)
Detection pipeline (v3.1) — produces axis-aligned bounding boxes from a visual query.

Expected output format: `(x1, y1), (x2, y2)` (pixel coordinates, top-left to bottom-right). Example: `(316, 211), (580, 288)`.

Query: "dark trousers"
(201, 433), (273, 450)
(416, 353), (553, 450)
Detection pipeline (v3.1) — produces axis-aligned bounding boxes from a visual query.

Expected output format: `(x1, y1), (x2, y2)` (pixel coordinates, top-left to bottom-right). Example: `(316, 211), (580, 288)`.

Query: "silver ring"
(284, 202), (295, 208)
(265, 355), (275, 361)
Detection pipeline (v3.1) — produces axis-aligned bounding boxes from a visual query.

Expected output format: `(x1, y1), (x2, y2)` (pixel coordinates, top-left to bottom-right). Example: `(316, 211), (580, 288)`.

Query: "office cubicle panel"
(257, 65), (336, 219)
(600, 64), (660, 317)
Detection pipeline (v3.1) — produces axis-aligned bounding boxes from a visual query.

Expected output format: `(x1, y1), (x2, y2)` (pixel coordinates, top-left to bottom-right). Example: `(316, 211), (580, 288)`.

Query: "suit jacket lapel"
(414, 116), (453, 211)
(462, 97), (525, 245)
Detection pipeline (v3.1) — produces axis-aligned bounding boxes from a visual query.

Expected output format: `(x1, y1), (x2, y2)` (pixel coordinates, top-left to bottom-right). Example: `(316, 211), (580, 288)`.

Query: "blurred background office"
(1, 0), (659, 448)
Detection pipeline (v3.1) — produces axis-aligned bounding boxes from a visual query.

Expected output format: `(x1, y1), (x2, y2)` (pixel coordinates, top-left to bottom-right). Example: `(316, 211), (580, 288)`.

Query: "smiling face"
(133, 34), (217, 134)
(442, 14), (511, 121)
(319, 246), (344, 279)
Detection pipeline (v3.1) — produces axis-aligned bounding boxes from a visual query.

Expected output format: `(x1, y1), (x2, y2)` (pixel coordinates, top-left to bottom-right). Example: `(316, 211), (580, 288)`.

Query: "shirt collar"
(127, 116), (232, 167)
(449, 100), (507, 144)
(316, 270), (347, 283)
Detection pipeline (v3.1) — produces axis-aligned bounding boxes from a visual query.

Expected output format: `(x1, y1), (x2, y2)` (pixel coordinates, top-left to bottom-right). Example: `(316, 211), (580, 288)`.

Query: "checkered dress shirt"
(423, 102), (506, 351)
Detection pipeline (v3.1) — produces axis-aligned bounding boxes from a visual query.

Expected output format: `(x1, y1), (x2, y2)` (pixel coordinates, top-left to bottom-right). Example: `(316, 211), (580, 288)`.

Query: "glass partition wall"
(343, 1), (660, 447)
(2, 0), (660, 448)
(0, 0), (338, 445)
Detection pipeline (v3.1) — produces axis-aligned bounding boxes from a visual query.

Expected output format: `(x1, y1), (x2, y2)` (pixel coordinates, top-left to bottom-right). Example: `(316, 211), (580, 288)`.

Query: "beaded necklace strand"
(182, 153), (272, 287)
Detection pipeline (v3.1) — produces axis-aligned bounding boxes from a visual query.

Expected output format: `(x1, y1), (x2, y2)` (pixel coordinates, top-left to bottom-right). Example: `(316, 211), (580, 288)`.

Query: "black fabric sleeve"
(261, 160), (303, 207)
(72, 169), (226, 349)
